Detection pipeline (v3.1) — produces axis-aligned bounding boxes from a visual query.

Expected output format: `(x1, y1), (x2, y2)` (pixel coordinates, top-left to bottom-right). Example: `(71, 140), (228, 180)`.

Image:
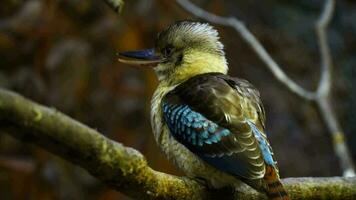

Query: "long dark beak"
(117, 48), (162, 66)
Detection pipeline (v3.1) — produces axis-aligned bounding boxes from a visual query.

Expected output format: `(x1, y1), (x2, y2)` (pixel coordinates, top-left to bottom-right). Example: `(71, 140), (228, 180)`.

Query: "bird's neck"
(159, 50), (228, 87)
(150, 83), (177, 143)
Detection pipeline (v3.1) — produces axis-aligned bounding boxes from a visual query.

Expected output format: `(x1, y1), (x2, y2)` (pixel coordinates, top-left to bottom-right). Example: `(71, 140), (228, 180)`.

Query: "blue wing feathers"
(163, 102), (276, 179)
(163, 102), (231, 147)
(247, 121), (275, 166)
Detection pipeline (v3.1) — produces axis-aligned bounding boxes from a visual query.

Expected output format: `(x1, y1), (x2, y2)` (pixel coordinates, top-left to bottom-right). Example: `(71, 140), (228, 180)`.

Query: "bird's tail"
(264, 165), (290, 200)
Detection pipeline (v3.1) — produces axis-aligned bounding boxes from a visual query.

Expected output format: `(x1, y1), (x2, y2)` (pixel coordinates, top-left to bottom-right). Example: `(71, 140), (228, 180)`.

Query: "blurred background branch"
(176, 0), (355, 177)
(0, 88), (356, 200)
(104, 0), (125, 13)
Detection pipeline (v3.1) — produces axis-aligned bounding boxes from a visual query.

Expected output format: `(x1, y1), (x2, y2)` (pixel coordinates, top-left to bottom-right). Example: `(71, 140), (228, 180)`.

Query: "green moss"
(33, 108), (42, 122)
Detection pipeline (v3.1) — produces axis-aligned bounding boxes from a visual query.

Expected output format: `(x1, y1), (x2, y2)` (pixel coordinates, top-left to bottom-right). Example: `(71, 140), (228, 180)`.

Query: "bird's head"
(118, 21), (228, 85)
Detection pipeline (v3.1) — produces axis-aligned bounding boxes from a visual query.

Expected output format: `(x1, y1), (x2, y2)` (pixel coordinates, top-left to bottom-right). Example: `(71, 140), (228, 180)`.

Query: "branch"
(176, 0), (355, 177)
(316, 0), (334, 97)
(0, 89), (356, 199)
(310, 2), (355, 177)
(103, 0), (124, 13)
(0, 89), (205, 200)
(176, 0), (316, 100)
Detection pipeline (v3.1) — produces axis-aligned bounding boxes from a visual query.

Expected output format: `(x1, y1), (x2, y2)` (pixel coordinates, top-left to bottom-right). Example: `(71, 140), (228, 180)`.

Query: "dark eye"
(163, 45), (173, 57)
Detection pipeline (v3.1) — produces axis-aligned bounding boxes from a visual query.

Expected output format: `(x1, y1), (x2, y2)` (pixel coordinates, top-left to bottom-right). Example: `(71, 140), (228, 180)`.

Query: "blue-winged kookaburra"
(118, 21), (290, 200)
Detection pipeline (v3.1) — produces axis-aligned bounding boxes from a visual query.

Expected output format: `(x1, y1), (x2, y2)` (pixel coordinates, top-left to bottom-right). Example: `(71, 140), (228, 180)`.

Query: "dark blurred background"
(0, 0), (355, 199)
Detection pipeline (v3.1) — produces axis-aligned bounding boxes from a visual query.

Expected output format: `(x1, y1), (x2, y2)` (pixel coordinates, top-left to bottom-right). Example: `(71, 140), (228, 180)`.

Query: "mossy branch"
(0, 88), (355, 200)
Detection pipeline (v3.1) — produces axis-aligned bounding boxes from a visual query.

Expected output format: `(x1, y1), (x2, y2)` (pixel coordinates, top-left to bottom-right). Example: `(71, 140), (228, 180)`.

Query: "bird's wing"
(162, 73), (277, 187)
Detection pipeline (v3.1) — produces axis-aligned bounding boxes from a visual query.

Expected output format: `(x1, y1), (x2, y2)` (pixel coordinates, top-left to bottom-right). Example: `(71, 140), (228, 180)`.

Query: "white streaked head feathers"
(157, 21), (225, 56)
(154, 21), (228, 83)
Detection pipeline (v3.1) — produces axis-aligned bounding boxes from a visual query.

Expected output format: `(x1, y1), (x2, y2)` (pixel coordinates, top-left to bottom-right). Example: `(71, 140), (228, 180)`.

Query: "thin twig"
(176, 0), (355, 177)
(313, 0), (355, 177)
(176, 0), (316, 100)
(316, 0), (334, 97)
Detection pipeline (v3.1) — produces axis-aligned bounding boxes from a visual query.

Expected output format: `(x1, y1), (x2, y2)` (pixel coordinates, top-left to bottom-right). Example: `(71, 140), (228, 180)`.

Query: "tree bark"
(0, 88), (355, 200)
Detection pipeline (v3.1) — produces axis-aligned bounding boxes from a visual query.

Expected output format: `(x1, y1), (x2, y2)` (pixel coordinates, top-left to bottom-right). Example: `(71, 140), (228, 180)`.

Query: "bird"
(118, 21), (290, 200)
